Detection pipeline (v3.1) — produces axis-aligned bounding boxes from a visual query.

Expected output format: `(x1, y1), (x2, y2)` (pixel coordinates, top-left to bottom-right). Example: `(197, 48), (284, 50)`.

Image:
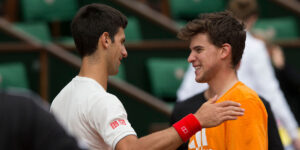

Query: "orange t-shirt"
(188, 81), (268, 150)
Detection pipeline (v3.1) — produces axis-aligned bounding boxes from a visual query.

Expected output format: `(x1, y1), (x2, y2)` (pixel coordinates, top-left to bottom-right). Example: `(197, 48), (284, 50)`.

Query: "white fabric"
(50, 76), (136, 150)
(177, 32), (299, 139)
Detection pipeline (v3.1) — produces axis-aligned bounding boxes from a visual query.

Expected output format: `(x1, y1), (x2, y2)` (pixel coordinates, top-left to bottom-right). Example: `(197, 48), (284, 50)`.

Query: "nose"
(122, 48), (128, 58)
(187, 51), (195, 63)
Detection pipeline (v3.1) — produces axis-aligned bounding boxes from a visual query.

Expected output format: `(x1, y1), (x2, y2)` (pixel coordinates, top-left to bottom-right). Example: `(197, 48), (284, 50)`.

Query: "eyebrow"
(190, 45), (204, 50)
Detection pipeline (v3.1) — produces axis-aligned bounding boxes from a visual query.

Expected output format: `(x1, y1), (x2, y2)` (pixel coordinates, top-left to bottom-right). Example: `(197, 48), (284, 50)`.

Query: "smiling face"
(188, 33), (222, 83)
(107, 27), (128, 75)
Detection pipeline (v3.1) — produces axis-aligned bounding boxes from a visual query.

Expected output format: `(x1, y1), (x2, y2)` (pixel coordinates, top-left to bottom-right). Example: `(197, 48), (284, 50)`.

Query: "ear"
(99, 32), (111, 49)
(220, 43), (231, 59)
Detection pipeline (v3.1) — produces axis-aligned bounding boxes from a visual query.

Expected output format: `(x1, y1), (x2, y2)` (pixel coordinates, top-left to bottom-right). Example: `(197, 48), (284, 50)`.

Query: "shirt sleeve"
(88, 94), (136, 149)
(225, 98), (268, 150)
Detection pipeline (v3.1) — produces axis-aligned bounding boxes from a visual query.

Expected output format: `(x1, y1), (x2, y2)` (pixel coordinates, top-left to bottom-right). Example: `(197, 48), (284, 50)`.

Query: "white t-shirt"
(176, 32), (299, 139)
(50, 76), (136, 150)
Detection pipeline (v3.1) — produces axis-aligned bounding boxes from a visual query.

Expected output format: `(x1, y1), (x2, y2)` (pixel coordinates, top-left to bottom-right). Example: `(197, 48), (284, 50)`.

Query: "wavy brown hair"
(177, 11), (246, 68)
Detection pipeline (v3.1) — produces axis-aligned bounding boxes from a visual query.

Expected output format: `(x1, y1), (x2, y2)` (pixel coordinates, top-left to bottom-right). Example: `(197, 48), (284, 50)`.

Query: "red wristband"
(172, 114), (202, 142)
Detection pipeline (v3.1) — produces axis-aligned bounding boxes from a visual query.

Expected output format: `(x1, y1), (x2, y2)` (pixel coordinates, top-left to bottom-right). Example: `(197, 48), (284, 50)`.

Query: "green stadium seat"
(54, 36), (75, 46)
(14, 22), (51, 43)
(0, 63), (29, 89)
(253, 17), (299, 40)
(146, 58), (189, 99)
(19, 0), (78, 45)
(169, 0), (226, 20)
(20, 0), (78, 22)
(125, 17), (142, 42)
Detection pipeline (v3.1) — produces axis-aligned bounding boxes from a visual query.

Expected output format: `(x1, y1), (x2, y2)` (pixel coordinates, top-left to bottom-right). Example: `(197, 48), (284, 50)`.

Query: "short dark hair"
(177, 11), (246, 68)
(71, 3), (127, 57)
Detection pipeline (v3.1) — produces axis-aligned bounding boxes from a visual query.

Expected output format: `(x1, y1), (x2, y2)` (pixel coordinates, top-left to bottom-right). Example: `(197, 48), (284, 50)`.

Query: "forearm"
(117, 114), (201, 150)
(116, 127), (183, 150)
(134, 127), (183, 150)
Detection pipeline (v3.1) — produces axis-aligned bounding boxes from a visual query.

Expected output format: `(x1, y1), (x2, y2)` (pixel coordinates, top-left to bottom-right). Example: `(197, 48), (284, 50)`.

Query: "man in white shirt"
(177, 0), (300, 149)
(51, 3), (245, 150)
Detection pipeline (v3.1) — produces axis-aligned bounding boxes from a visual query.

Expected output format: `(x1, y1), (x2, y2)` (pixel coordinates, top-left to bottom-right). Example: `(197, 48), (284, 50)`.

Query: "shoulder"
(237, 82), (259, 97)
(221, 82), (265, 108)
(87, 92), (127, 119)
(221, 84), (267, 128)
(228, 82), (267, 116)
(89, 92), (123, 107)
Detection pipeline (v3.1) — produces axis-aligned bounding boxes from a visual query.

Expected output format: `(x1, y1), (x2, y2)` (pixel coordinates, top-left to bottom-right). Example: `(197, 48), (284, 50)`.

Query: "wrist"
(172, 114), (202, 142)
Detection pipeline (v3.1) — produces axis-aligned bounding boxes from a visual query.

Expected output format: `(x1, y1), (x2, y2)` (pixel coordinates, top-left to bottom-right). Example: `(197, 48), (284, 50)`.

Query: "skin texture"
(188, 33), (221, 83)
(105, 28), (127, 75)
(188, 33), (237, 99)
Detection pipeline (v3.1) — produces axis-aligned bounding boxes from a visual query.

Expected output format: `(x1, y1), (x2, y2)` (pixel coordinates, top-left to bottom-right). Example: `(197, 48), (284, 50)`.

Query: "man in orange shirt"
(177, 11), (268, 149)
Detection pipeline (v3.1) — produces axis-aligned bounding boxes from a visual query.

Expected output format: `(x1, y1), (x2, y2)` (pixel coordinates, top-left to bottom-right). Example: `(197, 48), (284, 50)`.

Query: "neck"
(78, 56), (108, 90)
(206, 68), (239, 99)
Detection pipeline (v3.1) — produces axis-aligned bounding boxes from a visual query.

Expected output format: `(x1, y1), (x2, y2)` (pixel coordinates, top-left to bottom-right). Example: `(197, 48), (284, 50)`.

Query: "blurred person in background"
(255, 31), (300, 125)
(176, 0), (300, 149)
(267, 44), (300, 124)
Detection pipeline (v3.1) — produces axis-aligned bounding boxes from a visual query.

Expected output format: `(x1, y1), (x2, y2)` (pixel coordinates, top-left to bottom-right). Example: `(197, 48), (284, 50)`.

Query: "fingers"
(219, 108), (245, 122)
(221, 116), (238, 122)
(211, 106), (246, 125)
(223, 106), (245, 114)
(223, 110), (245, 117)
(217, 100), (241, 107)
(207, 95), (218, 104)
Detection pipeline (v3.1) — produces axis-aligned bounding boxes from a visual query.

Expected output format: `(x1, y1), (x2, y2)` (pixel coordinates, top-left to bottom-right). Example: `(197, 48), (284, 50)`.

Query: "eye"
(195, 48), (203, 53)
(121, 39), (125, 45)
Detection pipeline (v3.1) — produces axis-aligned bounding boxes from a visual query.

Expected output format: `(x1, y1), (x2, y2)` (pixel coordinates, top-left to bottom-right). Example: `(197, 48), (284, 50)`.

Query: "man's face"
(108, 27), (127, 75)
(188, 33), (221, 83)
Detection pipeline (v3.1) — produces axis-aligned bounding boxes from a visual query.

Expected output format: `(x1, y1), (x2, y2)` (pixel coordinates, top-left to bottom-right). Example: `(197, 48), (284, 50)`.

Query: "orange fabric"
(188, 81), (268, 150)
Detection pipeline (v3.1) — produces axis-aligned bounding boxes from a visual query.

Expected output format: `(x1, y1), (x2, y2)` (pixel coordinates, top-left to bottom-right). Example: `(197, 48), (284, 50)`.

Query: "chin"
(195, 77), (207, 83)
(114, 70), (119, 75)
(109, 70), (119, 76)
(195, 78), (203, 83)
(196, 80), (206, 83)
